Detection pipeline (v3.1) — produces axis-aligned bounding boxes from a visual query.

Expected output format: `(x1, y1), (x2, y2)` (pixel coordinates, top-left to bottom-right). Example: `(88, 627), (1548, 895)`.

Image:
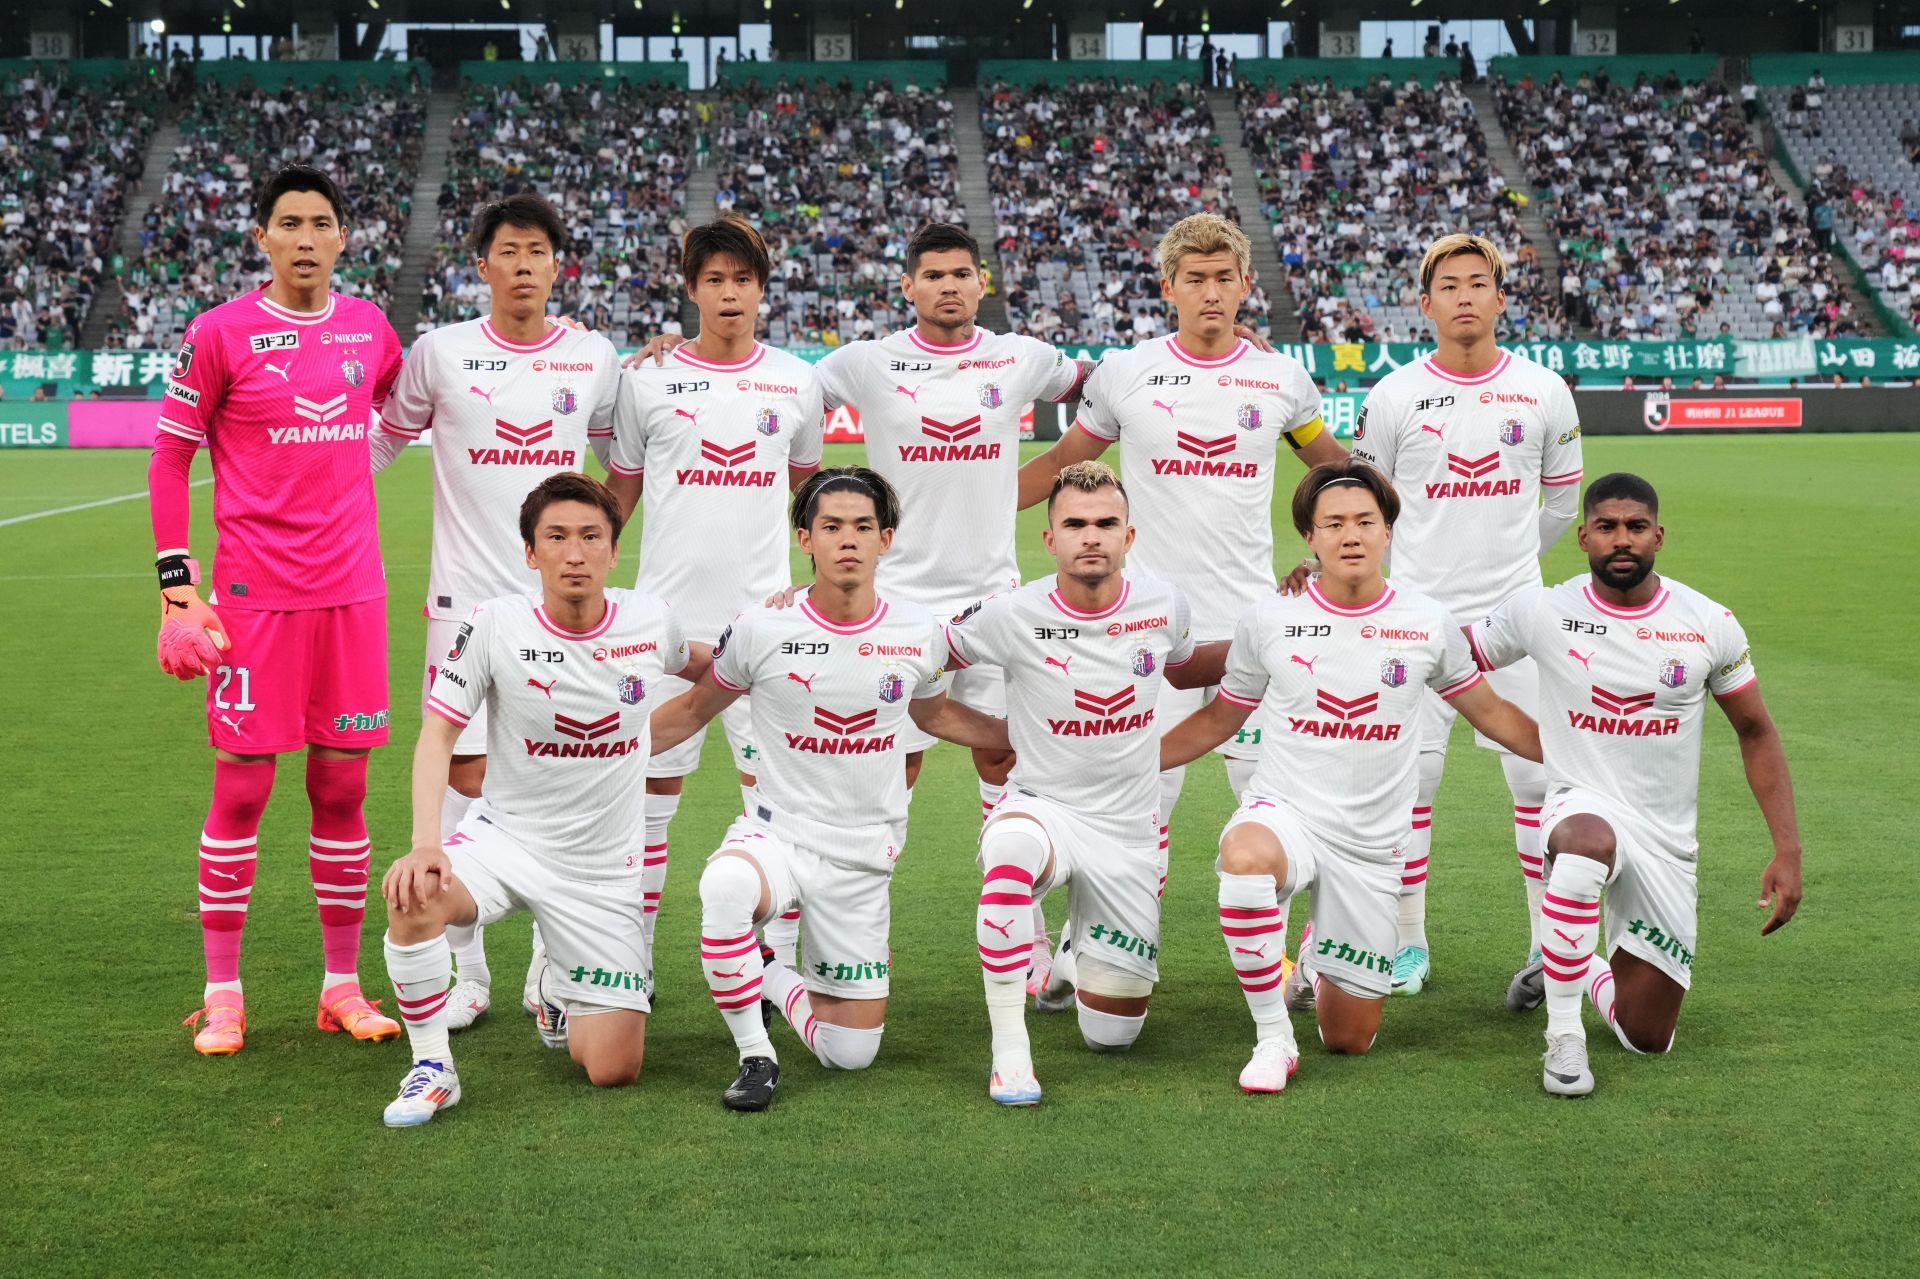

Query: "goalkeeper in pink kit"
(148, 165), (405, 1055)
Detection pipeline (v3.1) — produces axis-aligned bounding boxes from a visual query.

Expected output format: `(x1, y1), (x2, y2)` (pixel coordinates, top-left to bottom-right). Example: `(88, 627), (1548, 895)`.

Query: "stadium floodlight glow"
(149, 17), (166, 32)
(221, 13), (232, 31)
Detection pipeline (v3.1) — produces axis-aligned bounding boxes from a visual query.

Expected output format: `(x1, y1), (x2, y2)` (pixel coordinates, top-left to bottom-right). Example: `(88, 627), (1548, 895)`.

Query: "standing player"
(1465, 473), (1802, 1096)
(150, 164), (404, 1055)
(626, 222), (1091, 980)
(948, 462), (1227, 1106)
(378, 474), (694, 1126)
(371, 192), (622, 1028)
(1349, 233), (1584, 1002)
(1158, 461), (1541, 1092)
(648, 468), (1011, 1110)
(605, 215), (824, 974)
(1014, 214), (1346, 1000)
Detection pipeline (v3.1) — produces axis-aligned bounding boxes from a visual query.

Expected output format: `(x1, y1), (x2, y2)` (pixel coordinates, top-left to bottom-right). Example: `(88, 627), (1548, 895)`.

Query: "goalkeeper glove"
(156, 555), (229, 680)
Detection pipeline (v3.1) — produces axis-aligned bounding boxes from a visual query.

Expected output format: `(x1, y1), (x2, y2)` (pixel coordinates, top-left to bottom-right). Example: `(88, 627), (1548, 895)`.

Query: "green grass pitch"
(2, 436), (1915, 1275)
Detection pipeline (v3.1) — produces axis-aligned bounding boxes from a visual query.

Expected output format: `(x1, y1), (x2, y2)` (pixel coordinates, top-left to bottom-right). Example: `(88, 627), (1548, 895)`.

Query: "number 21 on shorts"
(213, 665), (257, 712)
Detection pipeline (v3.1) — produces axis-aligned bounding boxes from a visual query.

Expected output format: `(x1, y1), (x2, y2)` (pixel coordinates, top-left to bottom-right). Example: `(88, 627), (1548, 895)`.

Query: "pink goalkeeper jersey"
(156, 288), (402, 611)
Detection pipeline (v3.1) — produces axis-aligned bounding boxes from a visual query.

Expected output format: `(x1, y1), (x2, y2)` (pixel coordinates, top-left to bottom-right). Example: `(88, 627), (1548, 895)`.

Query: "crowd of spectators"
(1235, 73), (1568, 345)
(1763, 75), (1920, 334)
(706, 76), (964, 347)
(981, 76), (1266, 345)
(1495, 67), (1858, 340)
(0, 66), (159, 349)
(114, 74), (425, 349)
(424, 76), (689, 342)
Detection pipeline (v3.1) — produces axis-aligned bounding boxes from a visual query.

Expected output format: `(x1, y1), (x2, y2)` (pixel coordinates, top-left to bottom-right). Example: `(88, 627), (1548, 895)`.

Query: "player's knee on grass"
(1316, 980), (1384, 1055)
(1076, 961), (1151, 1050)
(570, 1010), (646, 1086)
(814, 1021), (884, 1070)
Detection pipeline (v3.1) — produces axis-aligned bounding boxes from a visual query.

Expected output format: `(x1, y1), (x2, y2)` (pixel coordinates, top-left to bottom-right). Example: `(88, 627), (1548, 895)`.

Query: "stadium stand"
(0, 63), (160, 350)
(1491, 63), (1859, 340)
(979, 68), (1267, 346)
(1761, 70), (1920, 335)
(422, 74), (690, 342)
(704, 71), (963, 347)
(113, 73), (425, 350)
(1232, 70), (1568, 344)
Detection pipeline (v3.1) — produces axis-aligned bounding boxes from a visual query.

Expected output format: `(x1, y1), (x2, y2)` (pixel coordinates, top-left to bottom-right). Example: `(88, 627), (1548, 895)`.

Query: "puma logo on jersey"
(1043, 656), (1072, 675)
(468, 385), (495, 403)
(786, 672), (817, 691)
(218, 714), (246, 735)
(674, 407), (703, 424)
(527, 677), (557, 698)
(1151, 399), (1179, 417)
(893, 384), (921, 401)
(1419, 423), (1445, 438)
(982, 918), (1013, 939)
(263, 362), (291, 382)
(1568, 649), (1594, 669)
(1290, 654), (1319, 675)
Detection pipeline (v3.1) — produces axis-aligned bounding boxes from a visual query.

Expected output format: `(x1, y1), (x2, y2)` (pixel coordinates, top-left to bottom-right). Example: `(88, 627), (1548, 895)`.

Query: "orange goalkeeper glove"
(156, 555), (228, 680)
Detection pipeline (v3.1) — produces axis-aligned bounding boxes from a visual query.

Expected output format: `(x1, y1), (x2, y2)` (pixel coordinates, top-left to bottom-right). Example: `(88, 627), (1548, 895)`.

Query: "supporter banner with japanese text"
(12, 339), (1915, 405)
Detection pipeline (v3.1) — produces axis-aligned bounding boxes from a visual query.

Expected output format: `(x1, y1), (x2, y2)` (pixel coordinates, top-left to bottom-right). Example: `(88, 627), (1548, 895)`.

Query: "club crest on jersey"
(1379, 655), (1408, 688)
(877, 671), (905, 704)
(1131, 646), (1156, 678)
(1499, 418), (1525, 446)
(618, 673), (647, 704)
(1658, 657), (1687, 689)
(978, 382), (1004, 410)
(755, 407), (782, 436)
(1236, 403), (1264, 432)
(340, 357), (366, 388)
(552, 385), (578, 415)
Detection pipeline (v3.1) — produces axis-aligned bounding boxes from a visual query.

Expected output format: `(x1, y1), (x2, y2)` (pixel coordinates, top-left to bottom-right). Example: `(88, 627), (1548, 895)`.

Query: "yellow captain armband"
(1281, 417), (1326, 451)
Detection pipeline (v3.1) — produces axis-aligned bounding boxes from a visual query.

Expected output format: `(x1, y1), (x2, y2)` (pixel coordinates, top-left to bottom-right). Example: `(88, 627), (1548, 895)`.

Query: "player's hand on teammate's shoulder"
(1757, 851), (1803, 935)
(383, 845), (453, 914)
(763, 585), (801, 609)
(1233, 323), (1275, 354)
(1276, 558), (1317, 597)
(621, 334), (688, 369)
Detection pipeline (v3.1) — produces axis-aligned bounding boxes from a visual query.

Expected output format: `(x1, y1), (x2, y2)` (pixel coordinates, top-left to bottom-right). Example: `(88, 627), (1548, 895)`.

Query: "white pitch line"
(0, 478), (213, 528)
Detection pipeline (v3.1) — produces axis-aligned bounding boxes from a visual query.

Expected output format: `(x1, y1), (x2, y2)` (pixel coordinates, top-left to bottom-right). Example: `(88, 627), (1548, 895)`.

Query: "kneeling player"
(650, 468), (1010, 1111)
(1465, 473), (1802, 1096)
(947, 462), (1225, 1106)
(1161, 460), (1540, 1092)
(378, 474), (696, 1126)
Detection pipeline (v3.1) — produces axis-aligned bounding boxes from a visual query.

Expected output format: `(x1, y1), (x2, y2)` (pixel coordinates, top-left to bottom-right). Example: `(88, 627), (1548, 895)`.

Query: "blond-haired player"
(1015, 214), (1346, 1003)
(1348, 233), (1582, 1004)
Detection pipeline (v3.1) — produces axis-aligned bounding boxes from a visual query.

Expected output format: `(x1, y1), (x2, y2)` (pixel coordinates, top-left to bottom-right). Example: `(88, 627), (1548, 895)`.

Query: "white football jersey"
(711, 591), (948, 868)
(1468, 574), (1755, 862)
(426, 588), (688, 881)
(818, 326), (1080, 611)
(1075, 336), (1325, 638)
(1353, 350), (1583, 621)
(609, 343), (825, 641)
(1221, 580), (1482, 863)
(945, 573), (1195, 843)
(379, 319), (620, 620)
